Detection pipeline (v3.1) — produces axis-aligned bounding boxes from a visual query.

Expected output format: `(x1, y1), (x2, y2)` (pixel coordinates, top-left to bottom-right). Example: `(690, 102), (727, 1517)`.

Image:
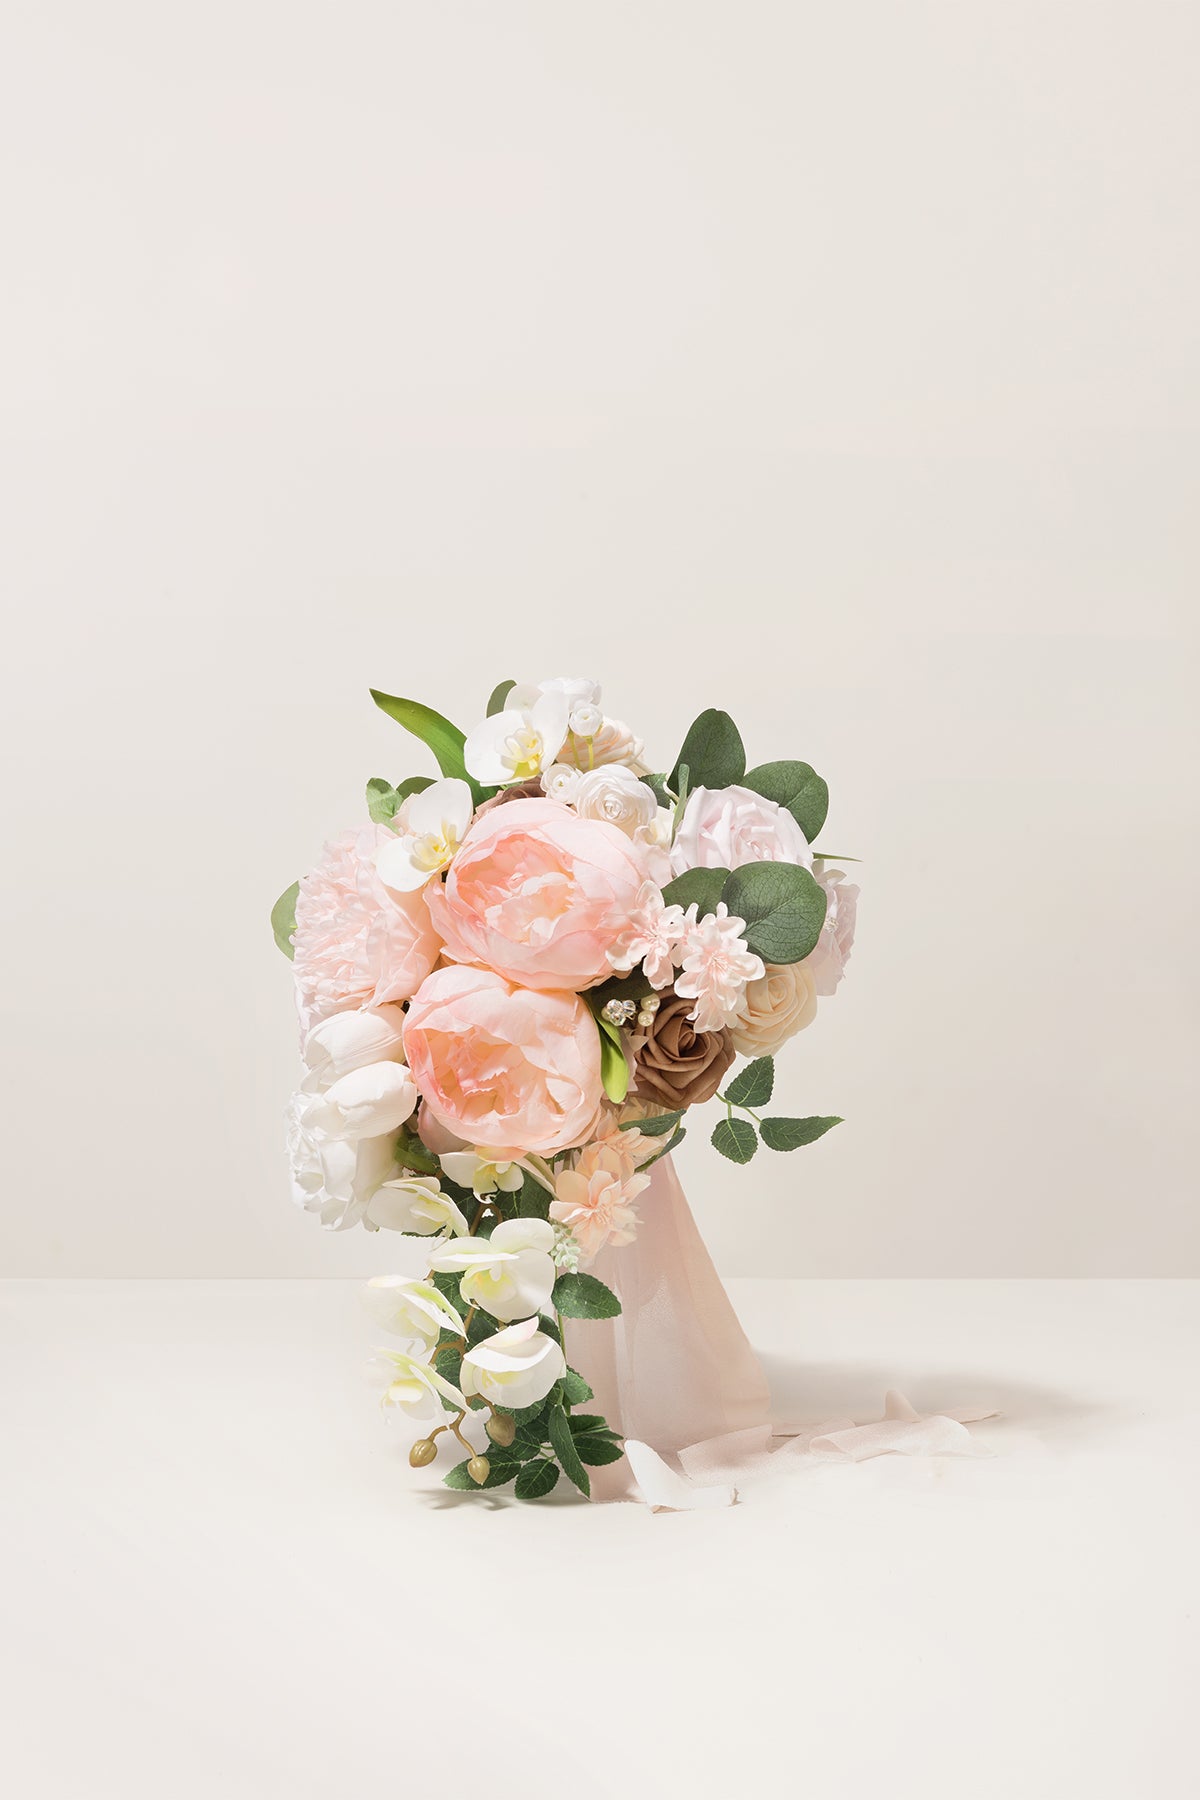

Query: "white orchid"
(362, 1175), (470, 1236)
(372, 1345), (466, 1420)
(464, 688), (570, 787)
(438, 1150), (524, 1198)
(460, 1316), (567, 1410)
(375, 778), (474, 892)
(303, 1059), (418, 1141)
(427, 1218), (557, 1323)
(364, 1275), (466, 1348)
(510, 677), (601, 714)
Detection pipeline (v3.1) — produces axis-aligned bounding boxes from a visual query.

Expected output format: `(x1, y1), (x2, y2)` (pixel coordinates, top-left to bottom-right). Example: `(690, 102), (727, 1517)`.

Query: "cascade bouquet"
(272, 677), (857, 1500)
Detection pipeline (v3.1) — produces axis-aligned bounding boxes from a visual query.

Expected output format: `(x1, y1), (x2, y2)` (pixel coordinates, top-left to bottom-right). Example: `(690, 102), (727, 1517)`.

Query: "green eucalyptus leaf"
(743, 760), (829, 842)
(553, 1272), (622, 1320)
(760, 1115), (843, 1151)
(369, 689), (482, 801)
(514, 1458), (560, 1499)
(548, 1403), (591, 1498)
(724, 1057), (774, 1109)
(712, 1117), (758, 1163)
(270, 881), (299, 959)
(487, 679), (517, 716)
(644, 773), (673, 807)
(661, 867), (730, 918)
(670, 708), (746, 793)
(723, 861), (827, 964)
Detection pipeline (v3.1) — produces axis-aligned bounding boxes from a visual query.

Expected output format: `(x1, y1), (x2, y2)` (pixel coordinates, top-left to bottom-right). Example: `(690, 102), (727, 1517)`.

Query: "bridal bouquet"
(272, 677), (857, 1500)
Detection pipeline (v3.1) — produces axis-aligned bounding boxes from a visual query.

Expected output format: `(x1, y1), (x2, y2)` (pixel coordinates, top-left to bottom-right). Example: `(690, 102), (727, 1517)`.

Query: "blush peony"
(805, 867), (860, 996)
(292, 826), (442, 1034)
(670, 785), (812, 877)
(403, 964), (604, 1155)
(426, 797), (648, 992)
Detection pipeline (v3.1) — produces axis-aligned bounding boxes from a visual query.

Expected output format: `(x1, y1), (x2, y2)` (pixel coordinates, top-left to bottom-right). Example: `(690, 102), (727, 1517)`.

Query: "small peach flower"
(550, 1146), (650, 1259)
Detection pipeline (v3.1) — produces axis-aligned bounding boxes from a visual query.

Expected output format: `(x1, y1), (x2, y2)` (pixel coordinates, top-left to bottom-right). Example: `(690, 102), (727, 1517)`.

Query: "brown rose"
(632, 993), (734, 1108)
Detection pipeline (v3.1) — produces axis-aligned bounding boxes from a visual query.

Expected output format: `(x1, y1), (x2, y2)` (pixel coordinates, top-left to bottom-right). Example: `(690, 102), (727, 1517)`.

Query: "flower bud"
(408, 1437), (438, 1468)
(486, 1412), (517, 1447)
(467, 1454), (491, 1485)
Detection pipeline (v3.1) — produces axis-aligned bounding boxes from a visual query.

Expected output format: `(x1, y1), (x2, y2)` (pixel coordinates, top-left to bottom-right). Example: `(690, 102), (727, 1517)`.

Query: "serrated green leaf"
(743, 760), (829, 842)
(760, 1115), (843, 1151)
(596, 1016), (630, 1104)
(487, 679), (517, 716)
(723, 861), (827, 964)
(712, 1117), (758, 1163)
(270, 881), (299, 959)
(565, 1413), (608, 1436)
(393, 1124), (439, 1176)
(369, 689), (482, 802)
(553, 1272), (622, 1320)
(514, 1458), (560, 1499)
(573, 1435), (626, 1467)
(638, 1124), (686, 1171)
(661, 867), (730, 917)
(514, 1173), (551, 1220)
(548, 1404), (591, 1498)
(443, 1455), (522, 1491)
(670, 709), (746, 793)
(724, 1056), (774, 1109)
(562, 1367), (594, 1406)
(507, 1394), (552, 1425)
(619, 1108), (684, 1137)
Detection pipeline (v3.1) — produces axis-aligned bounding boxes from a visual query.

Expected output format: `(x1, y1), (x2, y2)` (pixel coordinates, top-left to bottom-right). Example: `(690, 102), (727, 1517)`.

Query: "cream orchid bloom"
(375, 778), (474, 893)
(460, 1316), (566, 1410)
(438, 1150), (524, 1197)
(373, 1345), (466, 1420)
(427, 1218), (557, 1323)
(364, 1275), (466, 1348)
(363, 1176), (470, 1236)
(463, 689), (570, 787)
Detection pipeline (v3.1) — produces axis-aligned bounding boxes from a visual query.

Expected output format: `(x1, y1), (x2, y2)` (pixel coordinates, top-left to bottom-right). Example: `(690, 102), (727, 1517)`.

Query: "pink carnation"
(292, 825), (442, 1035)
(426, 797), (648, 992)
(403, 964), (604, 1156)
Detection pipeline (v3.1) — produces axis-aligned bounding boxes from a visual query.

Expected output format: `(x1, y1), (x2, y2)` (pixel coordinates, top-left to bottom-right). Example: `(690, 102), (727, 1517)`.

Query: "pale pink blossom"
(804, 867), (860, 996)
(606, 880), (687, 988)
(292, 826), (443, 1035)
(427, 797), (648, 992)
(670, 785), (812, 876)
(403, 964), (604, 1155)
(550, 1145), (650, 1259)
(673, 903), (766, 1033)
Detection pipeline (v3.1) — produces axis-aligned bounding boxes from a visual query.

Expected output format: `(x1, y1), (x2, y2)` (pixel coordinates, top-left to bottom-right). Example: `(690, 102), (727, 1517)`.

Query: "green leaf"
(760, 1115), (843, 1151)
(514, 1173), (551, 1220)
(537, 1313), (562, 1344)
(644, 773), (673, 808)
(514, 1458), (560, 1499)
(565, 1413), (609, 1436)
(724, 1057), (774, 1109)
(596, 1017), (630, 1104)
(661, 867), (730, 918)
(487, 679), (517, 716)
(270, 881), (299, 959)
(443, 1456), (522, 1491)
(723, 861), (827, 964)
(670, 709), (746, 792)
(553, 1272), (622, 1320)
(619, 1109), (684, 1137)
(548, 1404), (591, 1498)
(507, 1395), (552, 1426)
(712, 1117), (758, 1163)
(743, 760), (829, 842)
(369, 690), (481, 801)
(562, 1367), (594, 1406)
(393, 1124), (439, 1176)
(365, 777), (400, 823)
(638, 1124), (686, 1171)
(573, 1435), (626, 1467)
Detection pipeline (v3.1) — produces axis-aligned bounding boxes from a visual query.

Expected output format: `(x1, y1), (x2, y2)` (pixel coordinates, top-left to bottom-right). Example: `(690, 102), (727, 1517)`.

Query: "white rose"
(300, 1005), (409, 1091)
(364, 1275), (466, 1348)
(728, 961), (819, 1057)
(460, 1317), (566, 1410)
(541, 763), (583, 804)
(304, 1060), (418, 1140)
(574, 765), (659, 838)
(287, 1093), (399, 1232)
(670, 785), (812, 875)
(364, 1175), (470, 1236)
(427, 1218), (557, 1323)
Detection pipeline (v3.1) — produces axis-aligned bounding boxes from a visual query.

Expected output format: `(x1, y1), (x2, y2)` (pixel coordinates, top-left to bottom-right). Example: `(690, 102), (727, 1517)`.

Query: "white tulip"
(375, 778), (475, 893)
(364, 1275), (465, 1348)
(300, 1005), (409, 1090)
(364, 1176), (470, 1236)
(287, 1094), (399, 1232)
(427, 1218), (557, 1323)
(463, 688), (570, 787)
(438, 1150), (523, 1197)
(304, 1060), (417, 1141)
(373, 1346), (466, 1420)
(460, 1317), (566, 1410)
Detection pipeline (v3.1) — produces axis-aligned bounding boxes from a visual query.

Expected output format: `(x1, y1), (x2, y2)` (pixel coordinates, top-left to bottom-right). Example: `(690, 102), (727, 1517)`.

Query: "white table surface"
(3, 1278), (1197, 1799)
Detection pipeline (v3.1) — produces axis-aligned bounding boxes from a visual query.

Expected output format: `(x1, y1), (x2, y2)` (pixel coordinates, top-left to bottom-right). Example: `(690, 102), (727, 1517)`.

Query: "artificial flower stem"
(517, 1156), (558, 1199)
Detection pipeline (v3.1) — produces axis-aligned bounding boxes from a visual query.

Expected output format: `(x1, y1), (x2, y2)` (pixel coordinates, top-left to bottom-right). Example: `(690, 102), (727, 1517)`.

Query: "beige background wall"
(2, 2), (1196, 1277)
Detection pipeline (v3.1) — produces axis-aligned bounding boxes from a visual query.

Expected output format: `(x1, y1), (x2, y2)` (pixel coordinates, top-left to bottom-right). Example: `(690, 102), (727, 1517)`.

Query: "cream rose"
(574, 765), (659, 837)
(728, 960), (819, 1057)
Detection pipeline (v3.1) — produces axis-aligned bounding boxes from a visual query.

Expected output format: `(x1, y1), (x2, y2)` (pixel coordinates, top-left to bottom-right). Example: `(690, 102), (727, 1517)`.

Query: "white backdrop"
(2, 1), (1196, 1277)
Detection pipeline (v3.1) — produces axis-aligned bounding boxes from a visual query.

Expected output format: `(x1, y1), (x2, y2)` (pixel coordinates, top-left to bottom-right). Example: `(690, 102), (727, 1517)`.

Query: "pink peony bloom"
(426, 797), (648, 992)
(403, 964), (604, 1156)
(550, 1144), (650, 1259)
(670, 785), (812, 876)
(804, 867), (860, 996)
(292, 826), (443, 1035)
